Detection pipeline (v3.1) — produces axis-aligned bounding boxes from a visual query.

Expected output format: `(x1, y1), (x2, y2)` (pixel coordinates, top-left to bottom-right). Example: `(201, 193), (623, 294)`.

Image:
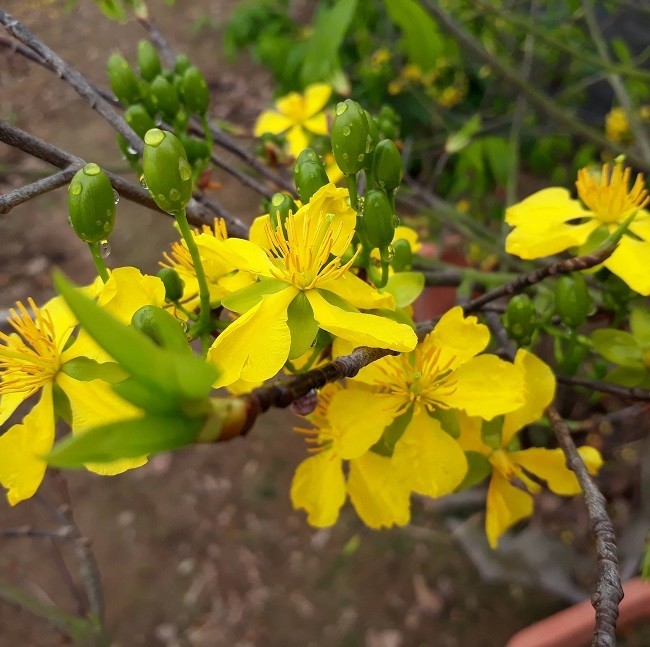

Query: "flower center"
(0, 299), (61, 398)
(265, 214), (356, 290)
(373, 343), (457, 414)
(576, 163), (649, 224)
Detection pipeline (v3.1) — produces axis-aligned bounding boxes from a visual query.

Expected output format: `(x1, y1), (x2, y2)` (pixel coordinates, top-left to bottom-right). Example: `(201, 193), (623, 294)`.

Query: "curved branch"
(0, 167), (79, 214)
(558, 375), (650, 401)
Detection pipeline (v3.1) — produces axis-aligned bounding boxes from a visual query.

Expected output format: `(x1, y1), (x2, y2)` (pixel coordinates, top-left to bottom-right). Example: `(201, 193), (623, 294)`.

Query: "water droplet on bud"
(178, 158), (192, 181)
(99, 240), (111, 258)
(113, 189), (120, 205)
(139, 175), (148, 190)
(335, 102), (348, 116)
(69, 182), (82, 195)
(342, 126), (351, 136)
(169, 188), (181, 201)
(385, 244), (395, 261)
(392, 216), (400, 227)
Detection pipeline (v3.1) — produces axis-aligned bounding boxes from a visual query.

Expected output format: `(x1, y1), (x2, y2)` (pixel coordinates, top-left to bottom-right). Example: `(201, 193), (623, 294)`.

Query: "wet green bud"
(377, 105), (400, 140)
(179, 134), (210, 165)
(137, 79), (158, 117)
(143, 128), (193, 214)
(503, 294), (537, 345)
(554, 274), (592, 327)
(181, 65), (210, 115)
(150, 75), (180, 122)
(107, 53), (140, 105)
(174, 54), (192, 75)
(331, 99), (370, 175)
(293, 148), (329, 203)
(358, 189), (395, 251)
(269, 192), (298, 231)
(68, 163), (116, 243)
(137, 40), (162, 82)
(372, 139), (403, 192)
(364, 110), (380, 156)
(117, 134), (139, 164)
(391, 238), (412, 271)
(174, 107), (190, 133)
(124, 104), (156, 139)
(157, 268), (185, 302)
(131, 305), (189, 354)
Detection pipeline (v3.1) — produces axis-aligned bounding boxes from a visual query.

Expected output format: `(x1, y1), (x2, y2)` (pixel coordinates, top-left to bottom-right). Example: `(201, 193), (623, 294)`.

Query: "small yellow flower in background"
(401, 64), (423, 82)
(290, 383), (410, 528)
(370, 48), (391, 68)
(254, 83), (332, 159)
(457, 350), (603, 548)
(605, 107), (631, 144)
(505, 162), (650, 295)
(0, 267), (165, 505)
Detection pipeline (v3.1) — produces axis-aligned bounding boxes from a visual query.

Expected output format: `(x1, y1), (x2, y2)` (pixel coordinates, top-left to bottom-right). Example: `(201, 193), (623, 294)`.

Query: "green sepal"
(370, 407), (413, 456)
(591, 329), (642, 367)
(157, 267), (185, 302)
(150, 75), (181, 122)
(370, 306), (415, 328)
(60, 357), (127, 383)
(331, 99), (370, 175)
(503, 294), (537, 345)
(181, 65), (210, 115)
(52, 382), (72, 426)
(131, 305), (191, 354)
(124, 104), (156, 139)
(554, 274), (592, 327)
(107, 53), (140, 105)
(382, 271), (424, 308)
(222, 279), (288, 314)
(481, 416), (504, 450)
(67, 163), (116, 243)
(269, 192), (298, 232)
(456, 451), (492, 491)
(428, 407), (461, 438)
(287, 291), (318, 360)
(137, 40), (162, 82)
(391, 239), (412, 271)
(47, 415), (203, 468)
(293, 148), (329, 204)
(371, 139), (403, 192)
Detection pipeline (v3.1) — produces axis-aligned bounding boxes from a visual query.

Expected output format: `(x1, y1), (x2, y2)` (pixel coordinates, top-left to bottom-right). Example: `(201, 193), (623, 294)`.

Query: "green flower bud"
(157, 268), (185, 302)
(269, 192), (298, 232)
(554, 274), (592, 327)
(179, 134), (210, 165)
(117, 134), (139, 164)
(377, 105), (400, 140)
(391, 238), (412, 271)
(68, 163), (116, 243)
(131, 305), (189, 354)
(181, 65), (210, 115)
(174, 54), (192, 75)
(174, 107), (190, 133)
(372, 139), (403, 192)
(150, 75), (181, 122)
(124, 104), (156, 139)
(107, 53), (140, 105)
(293, 148), (329, 204)
(143, 128), (193, 214)
(331, 99), (370, 176)
(137, 79), (158, 117)
(503, 294), (537, 345)
(137, 40), (162, 82)
(364, 110), (380, 156)
(358, 189), (395, 251)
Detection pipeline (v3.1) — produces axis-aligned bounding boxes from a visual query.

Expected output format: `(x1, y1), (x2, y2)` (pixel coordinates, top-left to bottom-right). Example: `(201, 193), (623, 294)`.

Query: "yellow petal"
(303, 83), (332, 117)
(42, 294), (77, 349)
(0, 384), (54, 505)
(275, 91), (307, 121)
(253, 109), (293, 136)
(502, 349), (556, 446)
(286, 125), (310, 159)
(208, 287), (298, 387)
(318, 272), (396, 310)
(427, 306), (490, 369)
(290, 451), (346, 527)
(456, 411), (490, 455)
(603, 235), (650, 295)
(628, 210), (650, 241)
(347, 452), (411, 529)
(249, 214), (272, 249)
(392, 410), (468, 497)
(96, 267), (165, 323)
(198, 236), (275, 277)
(303, 112), (329, 136)
(307, 290), (417, 352)
(443, 355), (524, 419)
(0, 391), (26, 426)
(485, 471), (534, 548)
(393, 225), (422, 253)
(505, 188), (591, 226)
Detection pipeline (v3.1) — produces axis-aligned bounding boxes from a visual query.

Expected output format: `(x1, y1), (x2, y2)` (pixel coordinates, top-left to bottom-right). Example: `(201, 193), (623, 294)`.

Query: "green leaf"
(287, 291), (318, 359)
(456, 451), (492, 490)
(222, 278), (287, 313)
(382, 271), (425, 308)
(300, 0), (358, 86)
(60, 357), (127, 383)
(631, 307), (650, 349)
(47, 415), (203, 467)
(482, 136), (511, 186)
(642, 538), (650, 580)
(445, 115), (481, 154)
(604, 365), (646, 388)
(112, 378), (184, 414)
(385, 0), (455, 71)
(481, 416), (504, 450)
(97, 0), (127, 21)
(591, 328), (643, 368)
(54, 271), (218, 401)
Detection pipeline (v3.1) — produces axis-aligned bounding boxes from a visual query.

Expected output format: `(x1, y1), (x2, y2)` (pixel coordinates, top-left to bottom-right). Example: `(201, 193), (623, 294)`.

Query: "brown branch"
(546, 406), (623, 647)
(209, 151), (276, 200)
(0, 167), (79, 214)
(136, 17), (175, 67)
(0, 525), (73, 540)
(558, 375), (650, 402)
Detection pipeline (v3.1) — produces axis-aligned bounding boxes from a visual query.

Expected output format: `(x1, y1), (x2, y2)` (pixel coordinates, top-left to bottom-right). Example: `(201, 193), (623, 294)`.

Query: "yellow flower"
(0, 267), (164, 505)
(401, 64), (423, 82)
(205, 184), (417, 386)
(353, 306), (525, 498)
(505, 162), (650, 295)
(371, 48), (391, 68)
(605, 107), (631, 143)
(290, 383), (410, 528)
(254, 83), (332, 159)
(457, 350), (603, 548)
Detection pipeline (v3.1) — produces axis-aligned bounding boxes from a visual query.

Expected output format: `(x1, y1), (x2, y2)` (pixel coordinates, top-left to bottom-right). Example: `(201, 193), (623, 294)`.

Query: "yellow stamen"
(576, 163), (649, 224)
(0, 298), (61, 397)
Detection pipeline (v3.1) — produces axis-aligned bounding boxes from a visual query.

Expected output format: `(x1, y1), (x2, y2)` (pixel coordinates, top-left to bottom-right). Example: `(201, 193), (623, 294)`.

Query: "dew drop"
(358, 153), (365, 162)
(69, 182), (82, 195)
(378, 179), (385, 188)
(126, 145), (138, 156)
(144, 128), (165, 147)
(157, 193), (167, 206)
(385, 245), (395, 261)
(290, 389), (319, 416)
(139, 174), (148, 190)
(83, 162), (101, 176)
(180, 320), (189, 333)
(104, 221), (112, 232)
(112, 189), (120, 205)
(342, 153), (349, 160)
(99, 240), (111, 258)
(342, 126), (351, 136)
(169, 188), (181, 201)
(178, 157), (192, 181)
(335, 102), (348, 116)
(392, 216), (401, 227)
(271, 193), (285, 207)
(96, 220), (102, 226)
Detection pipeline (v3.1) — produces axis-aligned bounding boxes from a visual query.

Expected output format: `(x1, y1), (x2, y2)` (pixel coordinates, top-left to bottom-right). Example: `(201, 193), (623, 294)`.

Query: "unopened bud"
(68, 163), (116, 243)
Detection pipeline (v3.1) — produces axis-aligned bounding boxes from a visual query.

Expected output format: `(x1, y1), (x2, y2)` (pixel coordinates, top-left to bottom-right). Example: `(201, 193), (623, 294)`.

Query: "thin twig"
(0, 167), (79, 214)
(136, 16), (174, 67)
(546, 406), (623, 647)
(209, 151), (276, 200)
(558, 375), (650, 401)
(0, 526), (73, 540)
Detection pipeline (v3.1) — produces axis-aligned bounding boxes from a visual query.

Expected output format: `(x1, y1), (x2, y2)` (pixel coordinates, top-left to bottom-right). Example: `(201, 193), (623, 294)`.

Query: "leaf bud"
(107, 53), (140, 105)
(150, 75), (181, 122)
(331, 99), (370, 175)
(181, 65), (210, 115)
(131, 305), (190, 354)
(68, 163), (116, 243)
(124, 104), (156, 139)
(554, 274), (592, 327)
(143, 128), (193, 214)
(174, 54), (192, 75)
(358, 189), (395, 251)
(269, 192), (298, 232)
(503, 294), (537, 345)
(372, 139), (403, 192)
(391, 238), (412, 272)
(137, 40), (162, 82)
(293, 148), (329, 204)
(157, 268), (185, 302)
